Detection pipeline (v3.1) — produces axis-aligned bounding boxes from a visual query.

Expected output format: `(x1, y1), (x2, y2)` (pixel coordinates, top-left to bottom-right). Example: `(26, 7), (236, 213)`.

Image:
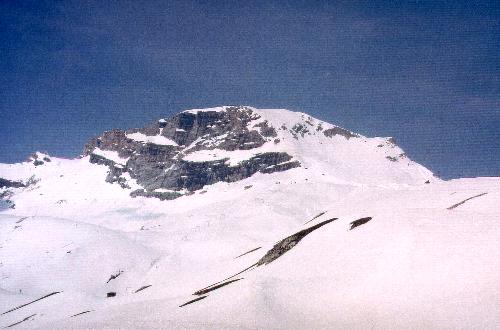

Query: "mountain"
(83, 105), (433, 199)
(0, 106), (499, 329)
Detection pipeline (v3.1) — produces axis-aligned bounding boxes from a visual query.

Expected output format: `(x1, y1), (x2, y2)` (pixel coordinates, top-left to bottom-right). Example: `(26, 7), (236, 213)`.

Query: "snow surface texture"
(1, 107), (499, 329)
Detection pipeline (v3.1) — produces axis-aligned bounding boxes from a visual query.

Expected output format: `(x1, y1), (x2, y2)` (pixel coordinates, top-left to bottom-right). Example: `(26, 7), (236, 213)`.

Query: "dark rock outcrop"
(82, 106), (302, 200)
(0, 178), (25, 189)
(28, 153), (52, 166)
(323, 127), (358, 139)
(257, 218), (337, 266)
(0, 183), (20, 210)
(106, 270), (123, 283)
(84, 130), (139, 158)
(254, 120), (277, 137)
(349, 217), (372, 230)
(130, 189), (182, 201)
(386, 156), (398, 162)
(291, 123), (310, 139)
(179, 295), (208, 307)
(193, 278), (243, 296)
(0, 199), (15, 210)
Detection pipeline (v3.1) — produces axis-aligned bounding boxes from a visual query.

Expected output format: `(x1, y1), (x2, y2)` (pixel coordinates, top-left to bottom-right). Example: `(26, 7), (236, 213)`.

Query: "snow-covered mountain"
(1, 106), (499, 329)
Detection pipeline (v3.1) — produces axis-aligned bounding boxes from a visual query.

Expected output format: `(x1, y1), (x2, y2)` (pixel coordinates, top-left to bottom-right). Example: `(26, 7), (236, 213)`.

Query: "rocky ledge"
(83, 106), (305, 199)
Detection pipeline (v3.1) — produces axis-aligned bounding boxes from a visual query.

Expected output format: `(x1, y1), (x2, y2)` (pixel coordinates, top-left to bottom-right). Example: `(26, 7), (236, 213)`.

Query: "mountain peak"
(77, 106), (435, 200)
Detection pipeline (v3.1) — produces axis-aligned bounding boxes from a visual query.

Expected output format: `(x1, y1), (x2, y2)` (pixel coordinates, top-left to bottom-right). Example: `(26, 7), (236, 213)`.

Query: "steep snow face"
(92, 148), (129, 165)
(248, 107), (434, 186)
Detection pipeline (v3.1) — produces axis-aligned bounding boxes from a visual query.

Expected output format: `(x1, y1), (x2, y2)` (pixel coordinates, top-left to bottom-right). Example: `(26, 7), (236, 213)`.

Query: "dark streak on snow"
(2, 292), (60, 315)
(349, 217), (372, 230)
(15, 217), (28, 224)
(194, 263), (257, 296)
(304, 211), (326, 225)
(5, 314), (36, 328)
(257, 218), (337, 266)
(235, 247), (262, 259)
(179, 295), (208, 307)
(70, 310), (93, 318)
(106, 270), (123, 283)
(194, 278), (243, 296)
(134, 285), (152, 293)
(447, 192), (488, 210)
(189, 217), (337, 303)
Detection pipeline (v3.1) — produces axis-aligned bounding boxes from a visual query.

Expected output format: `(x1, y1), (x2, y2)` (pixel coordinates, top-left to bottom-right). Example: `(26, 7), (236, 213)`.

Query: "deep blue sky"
(1, 0), (499, 179)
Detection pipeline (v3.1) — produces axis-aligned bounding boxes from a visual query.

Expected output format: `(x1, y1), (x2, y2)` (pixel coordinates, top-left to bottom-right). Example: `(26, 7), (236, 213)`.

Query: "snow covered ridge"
(3, 106), (435, 203)
(0, 106), (435, 204)
(81, 106), (435, 199)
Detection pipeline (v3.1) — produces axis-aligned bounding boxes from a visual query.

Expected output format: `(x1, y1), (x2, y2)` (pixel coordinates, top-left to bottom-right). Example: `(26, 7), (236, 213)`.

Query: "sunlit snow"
(1, 107), (499, 329)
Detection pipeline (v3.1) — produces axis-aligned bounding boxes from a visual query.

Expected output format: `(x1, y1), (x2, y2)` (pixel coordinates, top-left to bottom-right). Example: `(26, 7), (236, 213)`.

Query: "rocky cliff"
(83, 106), (306, 199)
(80, 105), (431, 200)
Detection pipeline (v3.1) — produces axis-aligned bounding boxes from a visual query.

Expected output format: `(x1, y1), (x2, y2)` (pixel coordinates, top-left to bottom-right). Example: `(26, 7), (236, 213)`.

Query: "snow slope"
(180, 106), (434, 187)
(0, 107), (499, 329)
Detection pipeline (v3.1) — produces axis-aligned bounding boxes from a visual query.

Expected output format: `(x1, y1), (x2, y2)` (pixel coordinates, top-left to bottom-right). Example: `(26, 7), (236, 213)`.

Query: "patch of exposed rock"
(28, 152), (52, 166)
(349, 217), (373, 230)
(323, 127), (358, 139)
(0, 178), (25, 189)
(83, 106), (301, 200)
(257, 218), (337, 266)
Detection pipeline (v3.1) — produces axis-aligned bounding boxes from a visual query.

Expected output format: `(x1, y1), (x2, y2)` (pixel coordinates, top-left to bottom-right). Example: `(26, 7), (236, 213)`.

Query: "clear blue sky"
(1, 0), (499, 179)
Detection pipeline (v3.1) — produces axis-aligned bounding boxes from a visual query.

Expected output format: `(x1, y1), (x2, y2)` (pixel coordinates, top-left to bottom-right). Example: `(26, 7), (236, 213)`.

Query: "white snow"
(1, 107), (499, 329)
(92, 148), (129, 165)
(1, 168), (498, 329)
(153, 188), (188, 194)
(183, 146), (282, 166)
(179, 106), (430, 186)
(126, 132), (178, 146)
(182, 106), (227, 114)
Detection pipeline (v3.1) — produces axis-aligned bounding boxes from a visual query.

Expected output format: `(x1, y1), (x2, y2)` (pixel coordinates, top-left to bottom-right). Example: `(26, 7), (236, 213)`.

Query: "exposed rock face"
(0, 178), (25, 189)
(28, 152), (52, 166)
(85, 130), (137, 159)
(0, 178), (26, 210)
(323, 127), (358, 139)
(257, 218), (337, 266)
(83, 106), (302, 199)
(130, 189), (183, 201)
(0, 198), (15, 210)
(349, 217), (373, 230)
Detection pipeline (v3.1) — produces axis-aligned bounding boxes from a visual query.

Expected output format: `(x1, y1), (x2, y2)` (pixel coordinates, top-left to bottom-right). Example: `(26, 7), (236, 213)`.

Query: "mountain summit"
(81, 106), (433, 200)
